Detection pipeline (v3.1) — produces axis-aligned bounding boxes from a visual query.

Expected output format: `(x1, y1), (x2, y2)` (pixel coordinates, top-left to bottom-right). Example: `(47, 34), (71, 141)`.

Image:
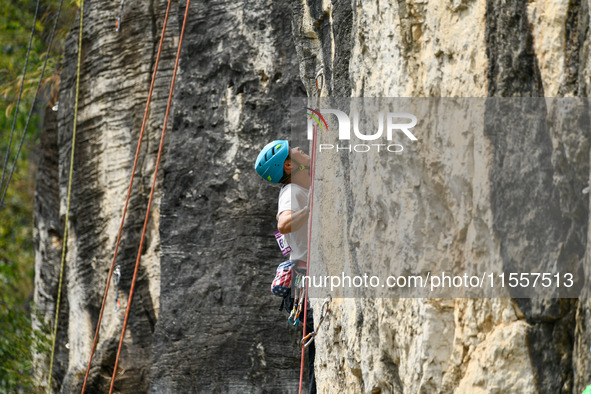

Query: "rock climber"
(254, 139), (316, 394)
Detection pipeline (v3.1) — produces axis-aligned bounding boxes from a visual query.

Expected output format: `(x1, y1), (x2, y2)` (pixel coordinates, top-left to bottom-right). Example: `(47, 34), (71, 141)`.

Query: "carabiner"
(114, 265), (121, 286)
(301, 331), (316, 348)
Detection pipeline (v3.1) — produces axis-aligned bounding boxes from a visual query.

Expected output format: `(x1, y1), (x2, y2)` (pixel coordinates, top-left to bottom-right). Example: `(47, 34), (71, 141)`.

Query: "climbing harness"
(298, 69), (324, 394)
(81, 0), (175, 391)
(301, 296), (331, 348)
(113, 265), (121, 311)
(0, 0), (66, 211)
(115, 0), (125, 32)
(108, 1), (191, 392)
(48, 0), (84, 390)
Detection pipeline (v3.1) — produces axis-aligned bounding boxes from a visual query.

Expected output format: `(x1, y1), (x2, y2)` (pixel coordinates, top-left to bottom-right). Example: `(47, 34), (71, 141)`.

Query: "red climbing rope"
(108, 1), (191, 392)
(299, 75), (322, 394)
(80, 0), (173, 391)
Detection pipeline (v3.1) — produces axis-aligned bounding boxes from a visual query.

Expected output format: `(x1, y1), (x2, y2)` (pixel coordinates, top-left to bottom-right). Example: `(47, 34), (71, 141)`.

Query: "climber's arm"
(277, 207), (310, 234)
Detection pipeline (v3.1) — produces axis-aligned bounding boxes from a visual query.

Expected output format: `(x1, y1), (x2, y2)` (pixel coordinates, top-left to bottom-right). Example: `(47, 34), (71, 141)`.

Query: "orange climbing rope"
(80, 0), (174, 391)
(108, 1), (191, 392)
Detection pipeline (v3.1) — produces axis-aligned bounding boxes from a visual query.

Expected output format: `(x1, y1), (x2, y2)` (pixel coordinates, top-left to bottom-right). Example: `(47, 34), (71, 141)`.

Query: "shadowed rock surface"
(34, 0), (306, 392)
(150, 0), (306, 392)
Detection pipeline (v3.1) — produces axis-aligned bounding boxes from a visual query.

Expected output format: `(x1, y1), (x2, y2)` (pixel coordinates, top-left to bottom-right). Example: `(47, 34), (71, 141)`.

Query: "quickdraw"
(113, 265), (121, 312)
(289, 274), (305, 326)
(301, 295), (331, 348)
(115, 0), (125, 32)
(315, 69), (324, 93)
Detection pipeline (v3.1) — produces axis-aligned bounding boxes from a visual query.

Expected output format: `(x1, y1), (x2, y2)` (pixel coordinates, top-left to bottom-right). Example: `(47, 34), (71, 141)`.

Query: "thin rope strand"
(0, 0), (65, 210)
(0, 0), (41, 198)
(299, 96), (320, 394)
(47, 0), (84, 391)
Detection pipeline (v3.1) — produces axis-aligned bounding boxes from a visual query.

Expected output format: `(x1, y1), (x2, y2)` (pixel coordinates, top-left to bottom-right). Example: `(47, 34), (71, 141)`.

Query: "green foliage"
(0, 106), (43, 391)
(0, 301), (52, 392)
(0, 0), (79, 391)
(0, 132), (42, 391)
(0, 0), (79, 113)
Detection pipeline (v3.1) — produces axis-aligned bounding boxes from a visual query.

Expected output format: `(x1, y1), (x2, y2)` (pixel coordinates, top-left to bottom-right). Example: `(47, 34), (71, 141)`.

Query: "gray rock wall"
(150, 0), (306, 392)
(33, 0), (591, 392)
(35, 0), (178, 391)
(34, 0), (307, 392)
(294, 0), (591, 393)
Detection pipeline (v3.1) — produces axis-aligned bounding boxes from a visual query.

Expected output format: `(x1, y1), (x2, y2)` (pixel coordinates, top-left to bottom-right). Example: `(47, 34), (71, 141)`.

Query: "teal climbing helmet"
(255, 140), (289, 183)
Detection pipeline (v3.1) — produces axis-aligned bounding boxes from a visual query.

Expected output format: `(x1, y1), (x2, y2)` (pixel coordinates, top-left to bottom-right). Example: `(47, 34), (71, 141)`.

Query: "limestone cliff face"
(150, 0), (306, 391)
(34, 0), (178, 390)
(34, 0), (591, 393)
(292, 0), (591, 393)
(34, 0), (304, 392)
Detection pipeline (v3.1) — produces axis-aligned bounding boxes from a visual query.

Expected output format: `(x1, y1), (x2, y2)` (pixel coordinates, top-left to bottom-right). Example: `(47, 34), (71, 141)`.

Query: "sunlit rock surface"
(33, 0), (591, 392)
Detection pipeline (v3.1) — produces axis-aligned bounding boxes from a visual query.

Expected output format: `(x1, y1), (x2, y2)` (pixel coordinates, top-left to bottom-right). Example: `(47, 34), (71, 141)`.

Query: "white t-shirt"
(277, 183), (309, 262)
